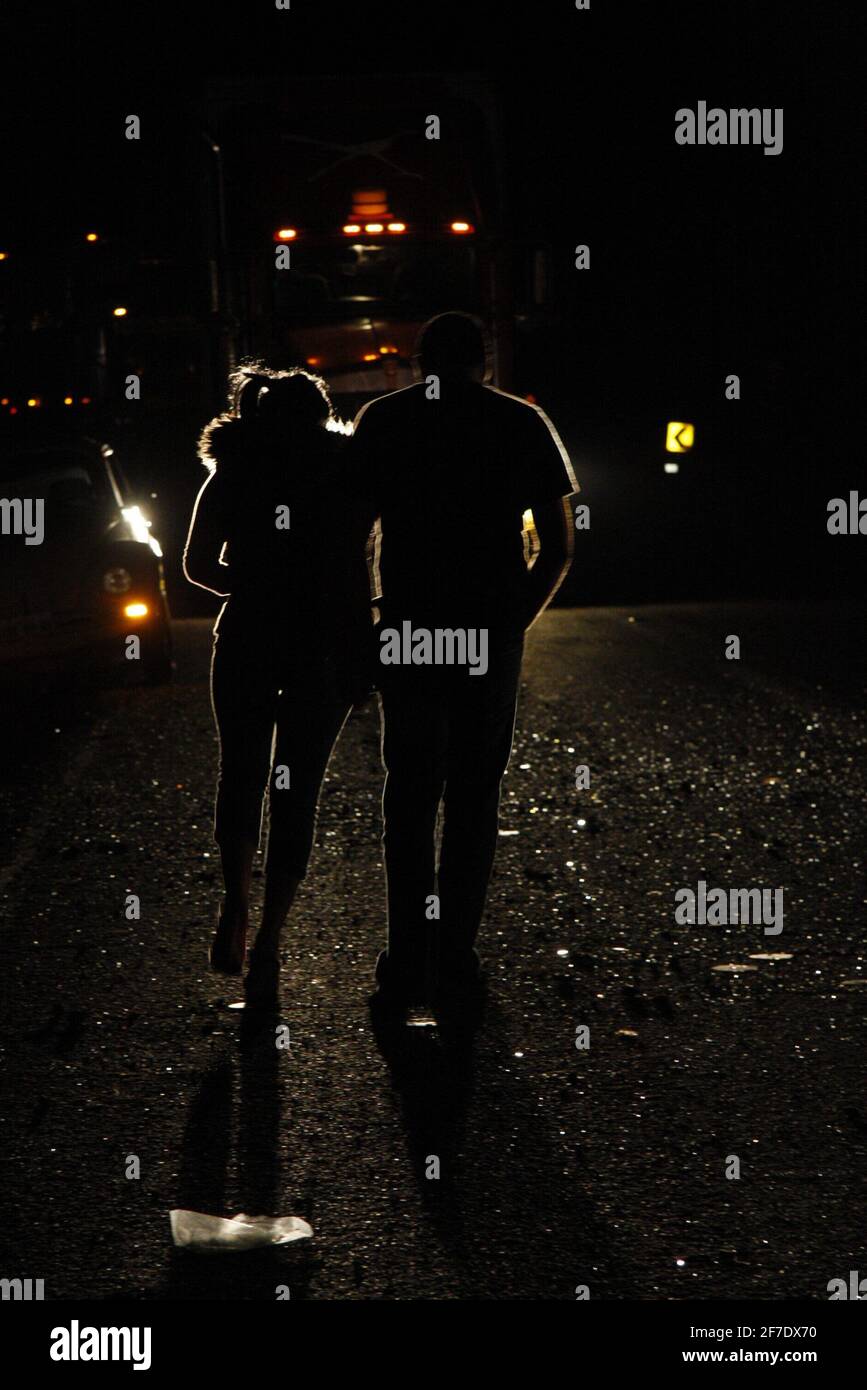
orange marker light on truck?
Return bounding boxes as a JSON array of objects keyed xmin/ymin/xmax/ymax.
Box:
[
  {"xmin": 275, "ymin": 228, "xmax": 297, "ymax": 241},
  {"xmin": 342, "ymin": 224, "xmax": 361, "ymax": 235},
  {"xmin": 124, "ymin": 602, "xmax": 149, "ymax": 619},
  {"xmin": 450, "ymin": 221, "xmax": 474, "ymax": 233},
  {"xmin": 387, "ymin": 222, "xmax": 406, "ymax": 233},
  {"xmin": 352, "ymin": 190, "xmax": 388, "ymax": 217}
]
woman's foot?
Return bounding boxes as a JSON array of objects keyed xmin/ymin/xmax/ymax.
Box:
[
  {"xmin": 209, "ymin": 905, "xmax": 248, "ymax": 974},
  {"xmin": 244, "ymin": 946, "xmax": 281, "ymax": 1008}
]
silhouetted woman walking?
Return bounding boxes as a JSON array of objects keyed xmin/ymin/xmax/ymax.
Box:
[{"xmin": 184, "ymin": 364, "xmax": 371, "ymax": 1005}]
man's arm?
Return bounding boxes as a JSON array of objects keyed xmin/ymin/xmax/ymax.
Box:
[
  {"xmin": 183, "ymin": 475, "xmax": 231, "ymax": 597},
  {"xmin": 524, "ymin": 495, "xmax": 574, "ymax": 630}
]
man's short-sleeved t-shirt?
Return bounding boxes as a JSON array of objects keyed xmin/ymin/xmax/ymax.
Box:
[{"xmin": 349, "ymin": 381, "xmax": 577, "ymax": 635}]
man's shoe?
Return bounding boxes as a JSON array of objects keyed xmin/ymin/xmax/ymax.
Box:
[
  {"xmin": 244, "ymin": 947, "xmax": 281, "ymax": 1009},
  {"xmin": 435, "ymin": 948, "xmax": 486, "ymax": 1021},
  {"xmin": 437, "ymin": 947, "xmax": 483, "ymax": 986},
  {"xmin": 372, "ymin": 949, "xmax": 427, "ymax": 1011}
]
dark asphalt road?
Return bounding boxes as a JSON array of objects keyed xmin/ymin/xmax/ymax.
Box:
[{"xmin": 1, "ymin": 601, "xmax": 866, "ymax": 1300}]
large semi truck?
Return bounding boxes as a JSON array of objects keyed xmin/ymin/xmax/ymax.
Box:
[{"xmin": 204, "ymin": 75, "xmax": 515, "ymax": 418}]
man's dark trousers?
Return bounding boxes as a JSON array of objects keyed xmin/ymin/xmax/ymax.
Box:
[{"xmin": 378, "ymin": 635, "xmax": 524, "ymax": 985}]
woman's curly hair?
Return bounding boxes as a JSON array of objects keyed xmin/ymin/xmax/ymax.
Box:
[{"xmin": 197, "ymin": 360, "xmax": 336, "ymax": 473}]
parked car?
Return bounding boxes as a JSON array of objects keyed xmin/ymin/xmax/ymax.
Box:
[{"xmin": 0, "ymin": 433, "xmax": 173, "ymax": 685}]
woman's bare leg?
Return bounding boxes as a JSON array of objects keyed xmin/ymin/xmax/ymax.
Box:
[
  {"xmin": 252, "ymin": 870, "xmax": 301, "ymax": 957},
  {"xmin": 210, "ymin": 836, "xmax": 256, "ymax": 972},
  {"xmin": 220, "ymin": 837, "xmax": 256, "ymax": 919},
  {"xmin": 244, "ymin": 690, "xmax": 349, "ymax": 999},
  {"xmin": 243, "ymin": 870, "xmax": 300, "ymax": 1005}
]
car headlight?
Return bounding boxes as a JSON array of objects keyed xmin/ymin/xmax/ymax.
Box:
[{"xmin": 103, "ymin": 566, "xmax": 133, "ymax": 594}]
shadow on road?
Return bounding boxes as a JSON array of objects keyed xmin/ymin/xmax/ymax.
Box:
[
  {"xmin": 151, "ymin": 1013, "xmax": 314, "ymax": 1300},
  {"xmin": 370, "ymin": 1000, "xmax": 617, "ymax": 1298}
]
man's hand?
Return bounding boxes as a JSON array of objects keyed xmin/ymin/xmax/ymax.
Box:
[{"xmin": 524, "ymin": 495, "xmax": 575, "ymax": 630}]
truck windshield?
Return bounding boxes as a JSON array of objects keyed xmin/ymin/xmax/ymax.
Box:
[{"xmin": 275, "ymin": 241, "xmax": 479, "ymax": 325}]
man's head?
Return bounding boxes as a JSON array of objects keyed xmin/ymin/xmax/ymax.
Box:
[{"xmin": 415, "ymin": 311, "xmax": 490, "ymax": 384}]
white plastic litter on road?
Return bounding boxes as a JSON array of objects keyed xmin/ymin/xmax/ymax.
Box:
[{"xmin": 169, "ymin": 1209, "xmax": 313, "ymax": 1251}]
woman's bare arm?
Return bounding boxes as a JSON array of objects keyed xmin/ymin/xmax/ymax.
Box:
[{"xmin": 183, "ymin": 474, "xmax": 232, "ymax": 597}]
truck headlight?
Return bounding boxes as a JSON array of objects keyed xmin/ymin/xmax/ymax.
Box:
[{"xmin": 104, "ymin": 567, "xmax": 133, "ymax": 594}]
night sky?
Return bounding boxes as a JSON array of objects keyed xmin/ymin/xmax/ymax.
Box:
[
  {"xmin": 3, "ymin": 4, "xmax": 853, "ymax": 381},
  {"xmin": 1, "ymin": 1, "xmax": 860, "ymax": 598}
]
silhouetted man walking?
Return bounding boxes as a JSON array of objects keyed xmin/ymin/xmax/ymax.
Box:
[{"xmin": 350, "ymin": 312, "xmax": 577, "ymax": 1013}]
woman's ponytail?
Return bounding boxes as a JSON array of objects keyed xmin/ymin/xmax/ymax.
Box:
[{"xmin": 235, "ymin": 371, "xmax": 269, "ymax": 423}]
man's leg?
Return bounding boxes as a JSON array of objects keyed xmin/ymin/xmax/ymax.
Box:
[
  {"xmin": 379, "ymin": 671, "xmax": 448, "ymax": 991},
  {"xmin": 437, "ymin": 641, "xmax": 524, "ymax": 969}
]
